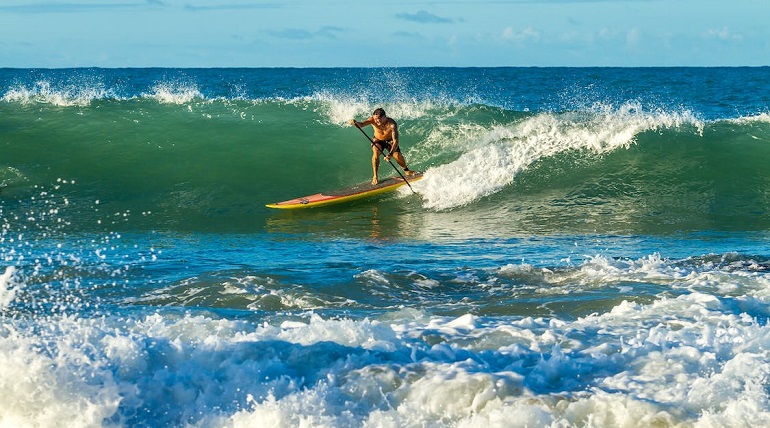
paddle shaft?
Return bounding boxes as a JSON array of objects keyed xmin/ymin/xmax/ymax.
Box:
[{"xmin": 353, "ymin": 123, "xmax": 415, "ymax": 193}]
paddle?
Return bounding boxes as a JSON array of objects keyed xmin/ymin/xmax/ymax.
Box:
[{"xmin": 353, "ymin": 123, "xmax": 415, "ymax": 193}]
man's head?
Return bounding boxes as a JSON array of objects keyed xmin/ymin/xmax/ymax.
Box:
[{"xmin": 372, "ymin": 108, "xmax": 386, "ymax": 125}]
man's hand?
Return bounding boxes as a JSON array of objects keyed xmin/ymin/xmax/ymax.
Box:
[{"xmin": 349, "ymin": 119, "xmax": 357, "ymax": 126}]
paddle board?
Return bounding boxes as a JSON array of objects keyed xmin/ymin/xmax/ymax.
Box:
[{"xmin": 266, "ymin": 173, "xmax": 422, "ymax": 209}]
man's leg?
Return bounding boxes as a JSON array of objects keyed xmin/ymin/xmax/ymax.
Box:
[
  {"xmin": 391, "ymin": 152, "xmax": 415, "ymax": 175},
  {"xmin": 371, "ymin": 146, "xmax": 381, "ymax": 185}
]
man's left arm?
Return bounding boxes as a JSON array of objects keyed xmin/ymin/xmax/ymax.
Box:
[{"xmin": 388, "ymin": 122, "xmax": 399, "ymax": 159}]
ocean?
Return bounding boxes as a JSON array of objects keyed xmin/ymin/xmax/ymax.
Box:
[{"xmin": 2, "ymin": 67, "xmax": 770, "ymax": 427}]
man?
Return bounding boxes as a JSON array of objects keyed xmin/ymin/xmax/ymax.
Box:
[{"xmin": 349, "ymin": 108, "xmax": 415, "ymax": 185}]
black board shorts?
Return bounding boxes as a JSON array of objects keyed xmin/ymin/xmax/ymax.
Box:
[{"xmin": 372, "ymin": 138, "xmax": 401, "ymax": 154}]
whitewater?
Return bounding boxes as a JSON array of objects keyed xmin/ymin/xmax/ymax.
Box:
[{"xmin": 2, "ymin": 67, "xmax": 770, "ymax": 427}]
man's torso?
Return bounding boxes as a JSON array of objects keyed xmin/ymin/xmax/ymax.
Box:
[{"xmin": 372, "ymin": 118, "xmax": 396, "ymax": 140}]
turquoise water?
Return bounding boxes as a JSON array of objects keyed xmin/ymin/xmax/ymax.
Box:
[{"xmin": 2, "ymin": 67, "xmax": 770, "ymax": 427}]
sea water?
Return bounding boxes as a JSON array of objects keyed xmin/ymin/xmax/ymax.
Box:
[{"xmin": 2, "ymin": 67, "xmax": 770, "ymax": 427}]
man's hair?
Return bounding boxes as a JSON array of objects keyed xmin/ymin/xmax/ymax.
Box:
[{"xmin": 372, "ymin": 108, "xmax": 386, "ymax": 118}]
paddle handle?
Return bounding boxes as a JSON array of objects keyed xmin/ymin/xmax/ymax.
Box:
[{"xmin": 353, "ymin": 123, "xmax": 415, "ymax": 194}]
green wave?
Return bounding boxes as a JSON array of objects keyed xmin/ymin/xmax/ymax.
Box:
[{"xmin": 2, "ymin": 99, "xmax": 769, "ymax": 235}]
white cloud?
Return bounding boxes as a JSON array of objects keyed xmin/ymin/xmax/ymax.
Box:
[
  {"xmin": 264, "ymin": 26, "xmax": 345, "ymax": 41},
  {"xmin": 501, "ymin": 26, "xmax": 540, "ymax": 42},
  {"xmin": 626, "ymin": 28, "xmax": 640, "ymax": 47},
  {"xmin": 597, "ymin": 27, "xmax": 615, "ymax": 40},
  {"xmin": 396, "ymin": 10, "xmax": 454, "ymax": 24},
  {"xmin": 705, "ymin": 27, "xmax": 743, "ymax": 41}
]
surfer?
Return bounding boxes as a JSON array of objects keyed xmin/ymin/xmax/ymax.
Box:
[{"xmin": 349, "ymin": 108, "xmax": 415, "ymax": 185}]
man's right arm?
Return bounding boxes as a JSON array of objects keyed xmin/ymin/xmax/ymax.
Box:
[{"xmin": 350, "ymin": 116, "xmax": 373, "ymax": 127}]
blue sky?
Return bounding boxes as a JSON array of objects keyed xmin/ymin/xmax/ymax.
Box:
[{"xmin": 1, "ymin": 0, "xmax": 767, "ymax": 67}]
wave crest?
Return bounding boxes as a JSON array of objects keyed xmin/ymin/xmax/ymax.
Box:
[
  {"xmin": 2, "ymin": 80, "xmax": 110, "ymax": 107},
  {"xmin": 415, "ymin": 103, "xmax": 704, "ymax": 210},
  {"xmin": 144, "ymin": 81, "xmax": 204, "ymax": 105}
]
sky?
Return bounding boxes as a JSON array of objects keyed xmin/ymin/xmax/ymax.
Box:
[{"xmin": 1, "ymin": 0, "xmax": 768, "ymax": 68}]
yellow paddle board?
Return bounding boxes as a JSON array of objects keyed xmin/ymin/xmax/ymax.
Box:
[{"xmin": 266, "ymin": 173, "xmax": 422, "ymax": 209}]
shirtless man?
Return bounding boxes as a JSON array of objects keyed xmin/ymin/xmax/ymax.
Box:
[{"xmin": 349, "ymin": 108, "xmax": 415, "ymax": 185}]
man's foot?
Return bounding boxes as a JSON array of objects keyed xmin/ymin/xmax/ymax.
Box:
[
  {"xmin": 371, "ymin": 177, "xmax": 379, "ymax": 185},
  {"xmin": 405, "ymin": 169, "xmax": 417, "ymax": 176}
]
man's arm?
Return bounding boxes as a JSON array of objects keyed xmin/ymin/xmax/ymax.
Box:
[
  {"xmin": 388, "ymin": 121, "xmax": 399, "ymax": 153},
  {"xmin": 349, "ymin": 116, "xmax": 374, "ymax": 127}
]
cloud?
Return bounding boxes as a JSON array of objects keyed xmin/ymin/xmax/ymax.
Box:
[
  {"xmin": 265, "ymin": 26, "xmax": 346, "ymax": 40},
  {"xmin": 396, "ymin": 10, "xmax": 453, "ymax": 24},
  {"xmin": 393, "ymin": 31, "xmax": 426, "ymax": 40},
  {"xmin": 704, "ymin": 27, "xmax": 743, "ymax": 42},
  {"xmin": 501, "ymin": 26, "xmax": 540, "ymax": 42},
  {"xmin": 317, "ymin": 26, "xmax": 346, "ymax": 38},
  {"xmin": 183, "ymin": 2, "xmax": 283, "ymax": 11}
]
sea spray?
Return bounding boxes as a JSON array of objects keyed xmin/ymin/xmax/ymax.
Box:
[{"xmin": 0, "ymin": 266, "xmax": 19, "ymax": 309}]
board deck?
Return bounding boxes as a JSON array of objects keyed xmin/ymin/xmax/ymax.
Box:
[{"xmin": 266, "ymin": 173, "xmax": 422, "ymax": 209}]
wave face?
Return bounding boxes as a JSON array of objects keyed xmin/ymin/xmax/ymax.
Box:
[{"xmin": 3, "ymin": 68, "xmax": 770, "ymax": 234}]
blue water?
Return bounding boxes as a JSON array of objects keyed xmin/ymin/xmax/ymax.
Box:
[{"xmin": 2, "ymin": 67, "xmax": 770, "ymax": 427}]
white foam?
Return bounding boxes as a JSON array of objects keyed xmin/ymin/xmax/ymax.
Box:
[
  {"xmin": 145, "ymin": 81, "xmax": 204, "ymax": 105},
  {"xmin": 0, "ymin": 306, "xmax": 760, "ymax": 427},
  {"xmin": 728, "ymin": 112, "xmax": 770, "ymax": 124},
  {"xmin": 415, "ymin": 103, "xmax": 703, "ymax": 210},
  {"xmin": 2, "ymin": 252, "xmax": 770, "ymax": 427},
  {"xmin": 0, "ymin": 266, "xmax": 18, "ymax": 309},
  {"xmin": 0, "ymin": 319, "xmax": 122, "ymax": 428},
  {"xmin": 1, "ymin": 80, "xmax": 109, "ymax": 107}
]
